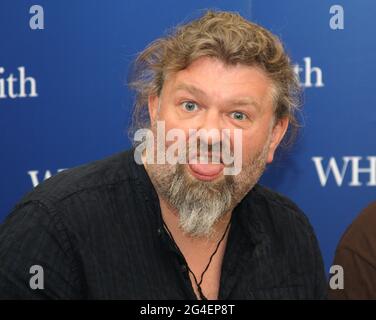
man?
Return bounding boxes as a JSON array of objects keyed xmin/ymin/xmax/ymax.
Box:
[
  {"xmin": 329, "ymin": 201, "xmax": 376, "ymax": 299},
  {"xmin": 0, "ymin": 10, "xmax": 326, "ymax": 299}
]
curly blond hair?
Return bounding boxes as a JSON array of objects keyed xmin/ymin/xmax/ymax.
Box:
[{"xmin": 128, "ymin": 10, "xmax": 301, "ymax": 146}]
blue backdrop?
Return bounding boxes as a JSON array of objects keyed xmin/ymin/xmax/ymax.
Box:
[{"xmin": 1, "ymin": 0, "xmax": 375, "ymax": 274}]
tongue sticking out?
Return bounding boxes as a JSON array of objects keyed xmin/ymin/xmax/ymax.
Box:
[{"xmin": 188, "ymin": 163, "xmax": 224, "ymax": 180}]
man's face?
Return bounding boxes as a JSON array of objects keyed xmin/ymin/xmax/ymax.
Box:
[{"xmin": 145, "ymin": 56, "xmax": 288, "ymax": 237}]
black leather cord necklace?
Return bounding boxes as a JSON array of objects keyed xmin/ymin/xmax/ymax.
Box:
[{"xmin": 162, "ymin": 218, "xmax": 232, "ymax": 300}]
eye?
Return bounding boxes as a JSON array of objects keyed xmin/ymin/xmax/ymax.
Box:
[
  {"xmin": 181, "ymin": 101, "xmax": 199, "ymax": 112},
  {"xmin": 230, "ymin": 111, "xmax": 248, "ymax": 121}
]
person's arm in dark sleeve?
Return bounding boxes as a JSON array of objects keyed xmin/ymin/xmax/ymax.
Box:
[
  {"xmin": 328, "ymin": 202, "xmax": 376, "ymax": 299},
  {"xmin": 329, "ymin": 247, "xmax": 376, "ymax": 299},
  {"xmin": 0, "ymin": 201, "xmax": 85, "ymax": 299}
]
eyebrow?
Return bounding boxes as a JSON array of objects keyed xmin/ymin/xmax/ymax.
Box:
[{"xmin": 174, "ymin": 83, "xmax": 261, "ymax": 112}]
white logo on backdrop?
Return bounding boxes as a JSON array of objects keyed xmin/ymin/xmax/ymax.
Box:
[
  {"xmin": 312, "ymin": 156, "xmax": 376, "ymax": 187},
  {"xmin": 294, "ymin": 57, "xmax": 324, "ymax": 88},
  {"xmin": 0, "ymin": 66, "xmax": 38, "ymax": 99}
]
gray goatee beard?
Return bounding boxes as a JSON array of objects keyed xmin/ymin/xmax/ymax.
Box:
[
  {"xmin": 167, "ymin": 164, "xmax": 234, "ymax": 238},
  {"xmin": 146, "ymin": 142, "xmax": 269, "ymax": 239}
]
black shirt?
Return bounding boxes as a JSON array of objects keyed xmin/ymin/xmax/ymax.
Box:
[{"xmin": 0, "ymin": 148, "xmax": 327, "ymax": 299}]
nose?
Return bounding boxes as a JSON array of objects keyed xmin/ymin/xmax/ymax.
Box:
[{"xmin": 195, "ymin": 109, "xmax": 223, "ymax": 146}]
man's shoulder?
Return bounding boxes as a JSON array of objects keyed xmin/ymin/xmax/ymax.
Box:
[
  {"xmin": 241, "ymin": 185, "xmax": 322, "ymax": 273},
  {"xmin": 249, "ymin": 184, "xmax": 313, "ymax": 233},
  {"xmin": 14, "ymin": 149, "xmax": 135, "ymax": 210}
]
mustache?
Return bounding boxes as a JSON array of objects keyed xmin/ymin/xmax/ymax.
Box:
[{"xmin": 184, "ymin": 140, "xmax": 234, "ymax": 165}]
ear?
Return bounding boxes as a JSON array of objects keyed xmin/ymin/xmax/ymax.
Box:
[
  {"xmin": 148, "ymin": 95, "xmax": 159, "ymax": 126},
  {"xmin": 266, "ymin": 117, "xmax": 289, "ymax": 164}
]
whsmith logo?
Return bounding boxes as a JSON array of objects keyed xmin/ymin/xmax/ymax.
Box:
[
  {"xmin": 312, "ymin": 156, "xmax": 376, "ymax": 187},
  {"xmin": 0, "ymin": 66, "xmax": 38, "ymax": 99},
  {"xmin": 294, "ymin": 57, "xmax": 324, "ymax": 88}
]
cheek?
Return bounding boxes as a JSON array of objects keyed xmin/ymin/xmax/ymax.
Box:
[
  {"xmin": 159, "ymin": 107, "xmax": 189, "ymax": 130},
  {"xmin": 238, "ymin": 131, "xmax": 265, "ymax": 160},
  {"xmin": 156, "ymin": 111, "xmax": 178, "ymax": 135},
  {"xmin": 161, "ymin": 118, "xmax": 198, "ymax": 144}
]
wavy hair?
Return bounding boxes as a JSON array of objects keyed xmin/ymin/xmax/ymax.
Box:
[{"xmin": 128, "ymin": 10, "xmax": 302, "ymax": 147}]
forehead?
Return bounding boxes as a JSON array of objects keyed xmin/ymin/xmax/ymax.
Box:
[{"xmin": 164, "ymin": 56, "xmax": 274, "ymax": 108}]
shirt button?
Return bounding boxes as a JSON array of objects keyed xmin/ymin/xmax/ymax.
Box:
[{"xmin": 157, "ymin": 228, "xmax": 162, "ymax": 236}]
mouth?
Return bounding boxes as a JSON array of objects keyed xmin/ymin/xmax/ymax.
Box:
[{"xmin": 187, "ymin": 162, "xmax": 224, "ymax": 181}]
